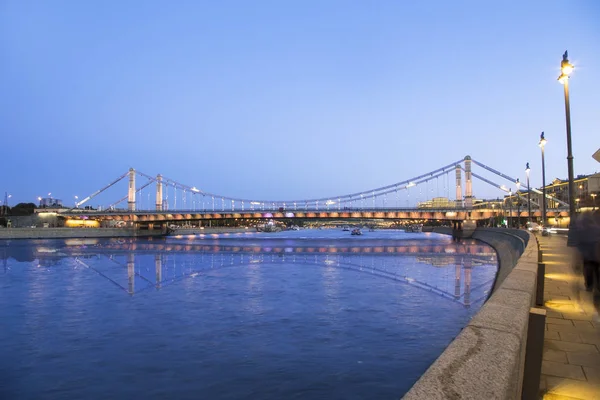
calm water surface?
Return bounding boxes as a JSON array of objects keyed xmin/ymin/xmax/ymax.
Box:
[{"xmin": 0, "ymin": 230, "xmax": 497, "ymax": 399}]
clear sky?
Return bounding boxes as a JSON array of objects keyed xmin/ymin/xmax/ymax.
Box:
[{"xmin": 1, "ymin": 0, "xmax": 599, "ymax": 208}]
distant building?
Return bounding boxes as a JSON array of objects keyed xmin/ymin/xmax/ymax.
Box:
[
  {"xmin": 39, "ymin": 198, "xmax": 63, "ymax": 208},
  {"xmin": 510, "ymin": 172, "xmax": 600, "ymax": 210},
  {"xmin": 417, "ymin": 197, "xmax": 456, "ymax": 208}
]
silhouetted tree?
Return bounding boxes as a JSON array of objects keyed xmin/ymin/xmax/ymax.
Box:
[{"xmin": 9, "ymin": 203, "xmax": 37, "ymax": 216}]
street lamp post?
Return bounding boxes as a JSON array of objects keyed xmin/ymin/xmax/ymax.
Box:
[
  {"xmin": 516, "ymin": 179, "xmax": 521, "ymax": 228},
  {"xmin": 592, "ymin": 193, "xmax": 597, "ymax": 211},
  {"xmin": 509, "ymin": 189, "xmax": 513, "ymax": 228},
  {"xmin": 539, "ymin": 132, "xmax": 547, "ymax": 226},
  {"xmin": 558, "ymin": 50, "xmax": 575, "ymax": 220},
  {"xmin": 525, "ymin": 163, "xmax": 532, "ymax": 223},
  {"xmin": 1, "ymin": 194, "xmax": 12, "ymax": 216}
]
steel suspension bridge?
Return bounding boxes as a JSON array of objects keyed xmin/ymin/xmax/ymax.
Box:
[{"xmin": 73, "ymin": 155, "xmax": 567, "ymax": 213}]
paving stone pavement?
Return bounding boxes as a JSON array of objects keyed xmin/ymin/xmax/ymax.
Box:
[{"xmin": 537, "ymin": 234, "xmax": 600, "ymax": 399}]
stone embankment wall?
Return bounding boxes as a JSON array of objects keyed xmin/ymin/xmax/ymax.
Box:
[
  {"xmin": 0, "ymin": 228, "xmax": 164, "ymax": 240},
  {"xmin": 404, "ymin": 228, "xmax": 538, "ymax": 400}
]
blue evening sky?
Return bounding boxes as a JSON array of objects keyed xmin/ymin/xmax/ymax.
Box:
[{"xmin": 1, "ymin": 1, "xmax": 599, "ymax": 208}]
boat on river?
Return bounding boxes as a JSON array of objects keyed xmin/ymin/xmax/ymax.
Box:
[
  {"xmin": 406, "ymin": 224, "xmax": 423, "ymax": 233},
  {"xmin": 351, "ymin": 228, "xmax": 362, "ymax": 236},
  {"xmin": 256, "ymin": 222, "xmax": 282, "ymax": 232}
]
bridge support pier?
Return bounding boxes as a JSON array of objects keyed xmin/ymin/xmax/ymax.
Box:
[{"xmin": 452, "ymin": 220, "xmax": 463, "ymax": 242}]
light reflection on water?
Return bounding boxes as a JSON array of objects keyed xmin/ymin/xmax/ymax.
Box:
[{"xmin": 0, "ymin": 231, "xmax": 497, "ymax": 399}]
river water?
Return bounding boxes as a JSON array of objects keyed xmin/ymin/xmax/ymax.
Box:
[{"xmin": 0, "ymin": 229, "xmax": 497, "ymax": 399}]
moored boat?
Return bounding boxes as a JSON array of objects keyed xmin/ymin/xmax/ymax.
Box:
[{"xmin": 406, "ymin": 224, "xmax": 423, "ymax": 233}]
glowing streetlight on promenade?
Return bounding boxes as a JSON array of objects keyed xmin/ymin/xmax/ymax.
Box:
[
  {"xmin": 539, "ymin": 132, "xmax": 547, "ymax": 226},
  {"xmin": 558, "ymin": 51, "xmax": 576, "ymax": 220},
  {"xmin": 592, "ymin": 193, "xmax": 597, "ymax": 211}
]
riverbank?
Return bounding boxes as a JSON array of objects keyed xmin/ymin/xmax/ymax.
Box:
[
  {"xmin": 404, "ymin": 227, "xmax": 540, "ymax": 399},
  {"xmin": 0, "ymin": 227, "xmax": 164, "ymax": 240}
]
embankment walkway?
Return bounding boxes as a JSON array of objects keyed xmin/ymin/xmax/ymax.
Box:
[{"xmin": 538, "ymin": 234, "xmax": 600, "ymax": 399}]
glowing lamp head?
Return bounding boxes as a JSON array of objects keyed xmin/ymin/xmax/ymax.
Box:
[
  {"xmin": 561, "ymin": 61, "xmax": 574, "ymax": 76},
  {"xmin": 562, "ymin": 64, "xmax": 573, "ymax": 76},
  {"xmin": 558, "ymin": 51, "xmax": 573, "ymax": 84},
  {"xmin": 538, "ymin": 132, "xmax": 547, "ymax": 148}
]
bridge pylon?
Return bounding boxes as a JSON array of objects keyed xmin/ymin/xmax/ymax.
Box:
[
  {"xmin": 128, "ymin": 168, "xmax": 136, "ymax": 211},
  {"xmin": 464, "ymin": 155, "xmax": 473, "ymax": 209},
  {"xmin": 156, "ymin": 174, "xmax": 163, "ymax": 211},
  {"xmin": 455, "ymin": 164, "xmax": 463, "ymax": 207}
]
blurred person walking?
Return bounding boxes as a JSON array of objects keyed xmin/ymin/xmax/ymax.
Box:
[{"xmin": 572, "ymin": 211, "xmax": 600, "ymax": 294}]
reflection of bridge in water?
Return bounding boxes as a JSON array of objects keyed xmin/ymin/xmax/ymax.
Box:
[{"xmin": 41, "ymin": 238, "xmax": 499, "ymax": 308}]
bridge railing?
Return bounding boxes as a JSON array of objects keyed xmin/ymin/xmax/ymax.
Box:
[{"xmin": 60, "ymin": 206, "xmax": 568, "ymax": 215}]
